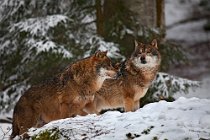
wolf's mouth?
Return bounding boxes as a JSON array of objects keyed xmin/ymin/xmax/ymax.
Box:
[
  {"xmin": 105, "ymin": 71, "xmax": 117, "ymax": 79},
  {"xmin": 98, "ymin": 68, "xmax": 117, "ymax": 79}
]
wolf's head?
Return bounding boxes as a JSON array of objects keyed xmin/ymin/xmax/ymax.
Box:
[
  {"xmin": 91, "ymin": 51, "xmax": 118, "ymax": 90},
  {"xmin": 63, "ymin": 51, "xmax": 117, "ymax": 87},
  {"xmin": 93, "ymin": 51, "xmax": 117, "ymax": 80},
  {"xmin": 130, "ymin": 39, "xmax": 161, "ymax": 69}
]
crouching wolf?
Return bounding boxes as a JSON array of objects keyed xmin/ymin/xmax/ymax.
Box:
[
  {"xmin": 84, "ymin": 39, "xmax": 161, "ymax": 114},
  {"xmin": 11, "ymin": 51, "xmax": 117, "ymax": 139}
]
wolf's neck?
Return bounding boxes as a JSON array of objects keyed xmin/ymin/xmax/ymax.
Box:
[
  {"xmin": 139, "ymin": 67, "xmax": 158, "ymax": 81},
  {"xmin": 127, "ymin": 62, "xmax": 159, "ymax": 86},
  {"xmin": 77, "ymin": 75, "xmax": 103, "ymax": 94}
]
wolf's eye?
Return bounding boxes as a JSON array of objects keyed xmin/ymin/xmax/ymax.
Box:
[
  {"xmin": 146, "ymin": 48, "xmax": 151, "ymax": 53},
  {"xmin": 139, "ymin": 48, "xmax": 143, "ymax": 53},
  {"xmin": 138, "ymin": 49, "xmax": 143, "ymax": 54},
  {"xmin": 152, "ymin": 51, "xmax": 158, "ymax": 56}
]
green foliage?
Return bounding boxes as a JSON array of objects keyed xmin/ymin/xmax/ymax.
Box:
[
  {"xmin": 31, "ymin": 128, "xmax": 61, "ymax": 140},
  {"xmin": 26, "ymin": 52, "xmax": 70, "ymax": 85},
  {"xmin": 158, "ymin": 41, "xmax": 187, "ymax": 71},
  {"xmin": 141, "ymin": 126, "xmax": 154, "ymax": 135},
  {"xmin": 126, "ymin": 132, "xmax": 140, "ymax": 139},
  {"xmin": 152, "ymin": 136, "xmax": 159, "ymax": 140},
  {"xmin": 125, "ymin": 126, "xmax": 154, "ymax": 139},
  {"xmin": 102, "ymin": 0, "xmax": 136, "ymax": 57}
]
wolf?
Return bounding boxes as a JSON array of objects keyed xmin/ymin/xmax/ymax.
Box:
[
  {"xmin": 84, "ymin": 39, "xmax": 161, "ymax": 114},
  {"xmin": 10, "ymin": 51, "xmax": 117, "ymax": 139}
]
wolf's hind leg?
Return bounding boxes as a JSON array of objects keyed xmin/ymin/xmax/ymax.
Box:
[{"xmin": 18, "ymin": 113, "xmax": 38, "ymax": 139}]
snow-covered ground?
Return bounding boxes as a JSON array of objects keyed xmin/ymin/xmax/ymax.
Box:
[
  {"xmin": 1, "ymin": 97, "xmax": 209, "ymax": 140},
  {"xmin": 0, "ymin": 76, "xmax": 207, "ymax": 140}
]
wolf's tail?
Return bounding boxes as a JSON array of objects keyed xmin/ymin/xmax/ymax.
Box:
[{"xmin": 10, "ymin": 116, "xmax": 19, "ymax": 140}]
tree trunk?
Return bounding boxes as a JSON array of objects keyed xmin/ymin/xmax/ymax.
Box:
[
  {"xmin": 123, "ymin": 0, "xmax": 166, "ymax": 38},
  {"xmin": 123, "ymin": 0, "xmax": 157, "ymax": 28},
  {"xmin": 96, "ymin": 0, "xmax": 104, "ymax": 37},
  {"xmin": 103, "ymin": 0, "xmax": 120, "ymax": 39},
  {"xmin": 156, "ymin": 0, "xmax": 166, "ymax": 38}
]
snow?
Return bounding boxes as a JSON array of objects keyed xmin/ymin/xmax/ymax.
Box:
[
  {"xmin": 27, "ymin": 39, "xmax": 72, "ymax": 58},
  {"xmin": 0, "ymin": 0, "xmax": 25, "ymax": 21},
  {"xmin": 8, "ymin": 15, "xmax": 73, "ymax": 58},
  {"xmin": 165, "ymin": 0, "xmax": 200, "ymax": 26},
  {"xmin": 83, "ymin": 36, "xmax": 124, "ymax": 59},
  {"xmin": 0, "ymin": 123, "xmax": 11, "ymax": 140},
  {"xmin": 81, "ymin": 14, "xmax": 95, "ymax": 25},
  {"xmin": 0, "ymin": 80, "xmax": 30, "ymax": 114},
  {"xmin": 167, "ymin": 19, "xmax": 210, "ymax": 45},
  {"xmin": 165, "ymin": 0, "xmax": 210, "ymax": 44},
  {"xmin": 10, "ymin": 15, "xmax": 69, "ymax": 37},
  {"xmin": 1, "ymin": 97, "xmax": 210, "ymax": 140}
]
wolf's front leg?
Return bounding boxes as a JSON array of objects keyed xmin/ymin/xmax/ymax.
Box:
[
  {"xmin": 60, "ymin": 103, "xmax": 71, "ymax": 118},
  {"xmin": 134, "ymin": 100, "xmax": 140, "ymax": 111},
  {"xmin": 77, "ymin": 109, "xmax": 89, "ymax": 116},
  {"xmin": 83, "ymin": 102, "xmax": 99, "ymax": 115},
  {"xmin": 124, "ymin": 97, "xmax": 135, "ymax": 112}
]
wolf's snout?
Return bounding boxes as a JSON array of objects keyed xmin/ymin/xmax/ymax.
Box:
[
  {"xmin": 140, "ymin": 57, "xmax": 146, "ymax": 64},
  {"xmin": 106, "ymin": 70, "xmax": 117, "ymax": 79}
]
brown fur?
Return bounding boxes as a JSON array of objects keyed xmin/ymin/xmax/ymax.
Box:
[
  {"xmin": 84, "ymin": 39, "xmax": 161, "ymax": 114},
  {"xmin": 10, "ymin": 51, "xmax": 117, "ymax": 139}
]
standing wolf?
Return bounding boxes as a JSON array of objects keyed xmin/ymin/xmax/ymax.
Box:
[
  {"xmin": 11, "ymin": 51, "xmax": 117, "ymax": 139},
  {"xmin": 84, "ymin": 39, "xmax": 161, "ymax": 114}
]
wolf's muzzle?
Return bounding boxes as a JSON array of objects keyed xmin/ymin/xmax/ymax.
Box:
[{"xmin": 140, "ymin": 57, "xmax": 147, "ymax": 64}]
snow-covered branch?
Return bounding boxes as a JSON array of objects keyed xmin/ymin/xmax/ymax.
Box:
[{"xmin": 151, "ymin": 72, "xmax": 200, "ymax": 99}]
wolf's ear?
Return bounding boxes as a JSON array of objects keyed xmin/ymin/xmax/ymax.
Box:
[
  {"xmin": 151, "ymin": 39, "xmax": 158, "ymax": 49},
  {"xmin": 134, "ymin": 40, "xmax": 143, "ymax": 51},
  {"xmin": 134, "ymin": 40, "xmax": 138, "ymax": 48},
  {"xmin": 114, "ymin": 62, "xmax": 121, "ymax": 70},
  {"xmin": 94, "ymin": 50, "xmax": 107, "ymax": 59}
]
